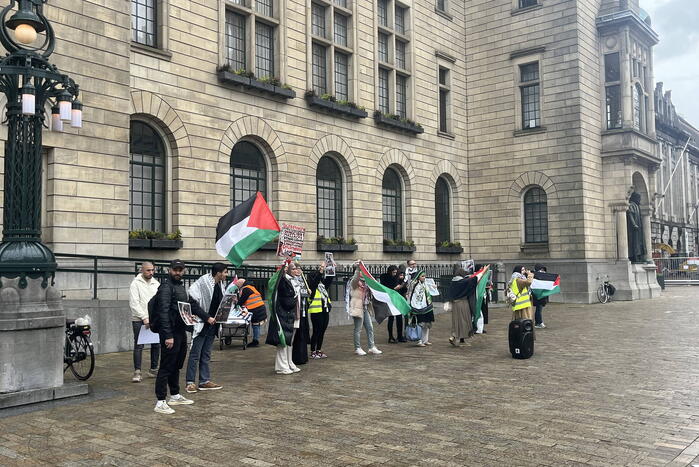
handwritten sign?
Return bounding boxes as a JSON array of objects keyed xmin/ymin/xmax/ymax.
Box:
[{"xmin": 277, "ymin": 223, "xmax": 305, "ymax": 257}]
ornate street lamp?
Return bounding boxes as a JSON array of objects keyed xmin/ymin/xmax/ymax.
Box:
[{"xmin": 0, "ymin": 0, "xmax": 81, "ymax": 288}]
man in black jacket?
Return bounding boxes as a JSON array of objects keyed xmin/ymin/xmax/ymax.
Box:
[{"xmin": 154, "ymin": 259, "xmax": 214, "ymax": 414}]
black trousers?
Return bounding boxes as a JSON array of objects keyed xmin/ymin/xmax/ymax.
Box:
[
  {"xmin": 388, "ymin": 315, "xmax": 404, "ymax": 340},
  {"xmin": 310, "ymin": 312, "xmax": 330, "ymax": 352},
  {"xmin": 132, "ymin": 321, "xmax": 160, "ymax": 371},
  {"xmin": 155, "ymin": 329, "xmax": 187, "ymax": 401}
]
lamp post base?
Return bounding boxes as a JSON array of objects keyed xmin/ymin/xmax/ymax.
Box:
[{"xmin": 0, "ymin": 276, "xmax": 88, "ymax": 408}]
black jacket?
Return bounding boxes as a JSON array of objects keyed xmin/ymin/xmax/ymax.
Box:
[
  {"xmin": 266, "ymin": 275, "xmax": 297, "ymax": 346},
  {"xmin": 156, "ymin": 277, "xmax": 208, "ymax": 340}
]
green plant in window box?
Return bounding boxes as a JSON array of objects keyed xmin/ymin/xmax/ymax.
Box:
[{"xmin": 437, "ymin": 241, "xmax": 461, "ymax": 248}]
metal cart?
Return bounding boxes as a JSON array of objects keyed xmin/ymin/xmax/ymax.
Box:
[{"xmin": 219, "ymin": 318, "xmax": 250, "ymax": 350}]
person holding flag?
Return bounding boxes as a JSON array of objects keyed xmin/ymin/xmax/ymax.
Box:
[
  {"xmin": 265, "ymin": 261, "xmax": 301, "ymax": 375},
  {"xmin": 530, "ymin": 264, "xmax": 561, "ymax": 328},
  {"xmin": 348, "ymin": 262, "xmax": 383, "ymax": 356},
  {"xmin": 408, "ymin": 271, "xmax": 434, "ymax": 347},
  {"xmin": 445, "ymin": 266, "xmax": 474, "ymax": 347}
]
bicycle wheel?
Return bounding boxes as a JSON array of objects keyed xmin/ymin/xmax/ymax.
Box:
[
  {"xmin": 69, "ymin": 335, "xmax": 95, "ymax": 381},
  {"xmin": 597, "ymin": 284, "xmax": 608, "ymax": 304}
]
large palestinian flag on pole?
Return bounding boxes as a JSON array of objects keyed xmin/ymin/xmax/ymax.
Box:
[
  {"xmin": 472, "ymin": 266, "xmax": 491, "ymax": 333},
  {"xmin": 358, "ymin": 262, "xmax": 410, "ymax": 324},
  {"xmin": 216, "ymin": 192, "xmax": 280, "ymax": 266},
  {"xmin": 531, "ymin": 271, "xmax": 561, "ymax": 299}
]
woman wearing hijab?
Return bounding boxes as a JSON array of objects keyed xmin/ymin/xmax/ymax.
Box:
[
  {"xmin": 307, "ymin": 261, "xmax": 334, "ymax": 359},
  {"xmin": 445, "ymin": 265, "xmax": 475, "ymax": 346},
  {"xmin": 510, "ymin": 265, "xmax": 535, "ymax": 321},
  {"xmin": 380, "ymin": 265, "xmax": 405, "ymax": 343},
  {"xmin": 265, "ymin": 262, "xmax": 301, "ymax": 375},
  {"xmin": 408, "ymin": 271, "xmax": 434, "ymax": 347},
  {"xmin": 289, "ymin": 261, "xmax": 314, "ymax": 366}
]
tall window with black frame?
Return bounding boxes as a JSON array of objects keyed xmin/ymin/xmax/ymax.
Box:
[
  {"xmin": 520, "ymin": 62, "xmax": 541, "ymax": 129},
  {"xmin": 604, "ymin": 52, "xmax": 622, "ymax": 129},
  {"xmin": 230, "ymin": 141, "xmax": 267, "ymax": 208},
  {"xmin": 382, "ymin": 168, "xmax": 403, "ymax": 241},
  {"xmin": 130, "ymin": 121, "xmax": 166, "ymax": 232},
  {"xmin": 435, "ymin": 177, "xmax": 451, "ymax": 244},
  {"xmin": 438, "ymin": 67, "xmax": 450, "ymax": 133},
  {"xmin": 132, "ymin": 0, "xmax": 157, "ymax": 47},
  {"xmin": 316, "ymin": 156, "xmax": 344, "ymax": 239},
  {"xmin": 224, "ymin": 1, "xmax": 277, "ymax": 79},
  {"xmin": 523, "ymin": 187, "xmax": 548, "ymax": 243}
]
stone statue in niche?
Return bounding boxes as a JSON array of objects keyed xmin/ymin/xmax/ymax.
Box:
[{"xmin": 627, "ymin": 192, "xmax": 646, "ymax": 263}]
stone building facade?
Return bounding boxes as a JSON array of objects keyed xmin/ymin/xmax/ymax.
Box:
[
  {"xmin": 652, "ymin": 83, "xmax": 699, "ymax": 256},
  {"xmin": 0, "ymin": 0, "xmax": 687, "ymax": 302}
]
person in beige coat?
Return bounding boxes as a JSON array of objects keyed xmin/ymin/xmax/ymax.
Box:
[
  {"xmin": 348, "ymin": 264, "xmax": 382, "ymax": 356},
  {"xmin": 129, "ymin": 262, "xmax": 160, "ymax": 382}
]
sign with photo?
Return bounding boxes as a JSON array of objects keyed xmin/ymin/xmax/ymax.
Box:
[
  {"xmin": 425, "ymin": 278, "xmax": 440, "ymax": 296},
  {"xmin": 177, "ymin": 301, "xmax": 199, "ymax": 326},
  {"xmin": 277, "ymin": 223, "xmax": 306, "ymax": 258},
  {"xmin": 324, "ymin": 252, "xmax": 336, "ymax": 276}
]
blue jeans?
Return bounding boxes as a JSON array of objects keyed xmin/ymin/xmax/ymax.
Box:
[
  {"xmin": 353, "ymin": 309, "xmax": 375, "ymax": 350},
  {"xmin": 535, "ymin": 304, "xmax": 544, "ymax": 325},
  {"xmin": 252, "ymin": 324, "xmax": 261, "ymax": 341},
  {"xmin": 185, "ymin": 328, "xmax": 215, "ymax": 384}
]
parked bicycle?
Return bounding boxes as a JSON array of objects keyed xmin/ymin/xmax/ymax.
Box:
[
  {"xmin": 596, "ymin": 275, "xmax": 616, "ymax": 304},
  {"xmin": 64, "ymin": 320, "xmax": 95, "ymax": 381}
]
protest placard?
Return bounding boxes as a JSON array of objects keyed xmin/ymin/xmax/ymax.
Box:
[
  {"xmin": 137, "ymin": 325, "xmax": 160, "ymax": 345},
  {"xmin": 425, "ymin": 278, "xmax": 440, "ymax": 296},
  {"xmin": 177, "ymin": 301, "xmax": 198, "ymax": 326},
  {"xmin": 277, "ymin": 223, "xmax": 305, "ymax": 257},
  {"xmin": 324, "ymin": 252, "xmax": 336, "ymax": 276}
]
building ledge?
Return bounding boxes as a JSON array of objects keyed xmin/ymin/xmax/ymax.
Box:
[
  {"xmin": 514, "ymin": 126, "xmax": 547, "ymax": 137},
  {"xmin": 601, "ymin": 128, "xmax": 660, "ymax": 165},
  {"xmin": 130, "ymin": 42, "xmax": 173, "ymax": 61}
]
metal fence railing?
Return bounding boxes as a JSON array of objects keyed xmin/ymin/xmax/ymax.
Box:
[
  {"xmin": 653, "ymin": 256, "xmax": 699, "ymax": 285},
  {"xmin": 55, "ymin": 254, "xmax": 503, "ymax": 302}
]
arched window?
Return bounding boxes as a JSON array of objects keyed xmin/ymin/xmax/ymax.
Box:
[
  {"xmin": 435, "ymin": 177, "xmax": 451, "ymax": 243},
  {"xmin": 130, "ymin": 121, "xmax": 166, "ymax": 232},
  {"xmin": 633, "ymin": 84, "xmax": 644, "ymax": 132},
  {"xmin": 316, "ymin": 155, "xmax": 343, "ymax": 239},
  {"xmin": 524, "ymin": 187, "xmax": 548, "ymax": 243},
  {"xmin": 230, "ymin": 141, "xmax": 267, "ymax": 207},
  {"xmin": 382, "ymin": 168, "xmax": 403, "ymax": 241}
]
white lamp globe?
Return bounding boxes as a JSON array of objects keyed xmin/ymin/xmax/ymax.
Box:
[{"xmin": 14, "ymin": 23, "xmax": 37, "ymax": 45}]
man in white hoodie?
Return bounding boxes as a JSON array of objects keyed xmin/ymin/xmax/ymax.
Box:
[{"xmin": 129, "ymin": 261, "xmax": 160, "ymax": 382}]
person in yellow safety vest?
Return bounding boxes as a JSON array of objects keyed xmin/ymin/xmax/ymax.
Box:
[
  {"xmin": 510, "ymin": 265, "xmax": 535, "ymax": 321},
  {"xmin": 238, "ymin": 281, "xmax": 267, "ymax": 347},
  {"xmin": 308, "ymin": 262, "xmax": 335, "ymax": 359}
]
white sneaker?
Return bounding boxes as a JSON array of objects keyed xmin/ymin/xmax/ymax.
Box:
[
  {"xmin": 535, "ymin": 324, "xmax": 545, "ymax": 329},
  {"xmin": 354, "ymin": 348, "xmax": 367, "ymax": 356},
  {"xmin": 154, "ymin": 400, "xmax": 175, "ymax": 414},
  {"xmin": 132, "ymin": 370, "xmax": 142, "ymax": 383},
  {"xmin": 367, "ymin": 347, "xmax": 383, "ymax": 355},
  {"xmin": 276, "ymin": 369, "xmax": 293, "ymax": 375},
  {"xmin": 416, "ymin": 341, "xmax": 426, "ymax": 347},
  {"xmin": 168, "ymin": 394, "xmax": 194, "ymax": 405}
]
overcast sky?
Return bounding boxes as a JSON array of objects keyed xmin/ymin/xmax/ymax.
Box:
[{"xmin": 640, "ymin": 0, "xmax": 699, "ymax": 126}]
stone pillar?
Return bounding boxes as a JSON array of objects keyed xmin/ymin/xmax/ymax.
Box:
[
  {"xmin": 612, "ymin": 203, "xmax": 629, "ymax": 260},
  {"xmin": 641, "ymin": 207, "xmax": 652, "ymax": 262}
]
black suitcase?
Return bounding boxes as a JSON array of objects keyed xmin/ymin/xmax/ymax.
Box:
[{"xmin": 509, "ymin": 319, "xmax": 534, "ymax": 359}]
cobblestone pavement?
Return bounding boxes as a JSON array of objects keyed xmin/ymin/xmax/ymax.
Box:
[{"xmin": 3, "ymin": 287, "xmax": 699, "ymax": 466}]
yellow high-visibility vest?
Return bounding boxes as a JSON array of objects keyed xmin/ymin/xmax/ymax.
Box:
[
  {"xmin": 308, "ymin": 288, "xmax": 330, "ymax": 314},
  {"xmin": 511, "ymin": 279, "xmax": 532, "ymax": 311}
]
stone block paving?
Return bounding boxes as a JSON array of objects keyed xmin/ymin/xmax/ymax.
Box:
[{"xmin": 3, "ymin": 288, "xmax": 699, "ymax": 466}]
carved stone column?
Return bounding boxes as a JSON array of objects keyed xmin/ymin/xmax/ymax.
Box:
[
  {"xmin": 641, "ymin": 207, "xmax": 653, "ymax": 262},
  {"xmin": 611, "ymin": 202, "xmax": 629, "ymax": 261}
]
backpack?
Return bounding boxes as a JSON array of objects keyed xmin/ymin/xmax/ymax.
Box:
[{"xmin": 147, "ymin": 294, "xmax": 160, "ymax": 333}]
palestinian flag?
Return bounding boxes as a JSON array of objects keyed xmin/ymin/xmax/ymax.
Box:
[
  {"xmin": 358, "ymin": 262, "xmax": 410, "ymax": 324},
  {"xmin": 472, "ymin": 267, "xmax": 491, "ymax": 333},
  {"xmin": 265, "ymin": 266, "xmax": 287, "ymax": 347},
  {"xmin": 216, "ymin": 192, "xmax": 280, "ymax": 266},
  {"xmin": 531, "ymin": 272, "xmax": 561, "ymax": 299}
]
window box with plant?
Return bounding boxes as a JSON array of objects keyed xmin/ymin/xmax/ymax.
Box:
[
  {"xmin": 436, "ymin": 241, "xmax": 463, "ymax": 254},
  {"xmin": 316, "ymin": 236, "xmax": 358, "ymax": 252},
  {"xmin": 383, "ymin": 239, "xmax": 416, "ymax": 253},
  {"xmin": 217, "ymin": 66, "xmax": 296, "ymax": 99},
  {"xmin": 374, "ymin": 111, "xmax": 424, "ymax": 135},
  {"xmin": 305, "ymin": 90, "xmax": 368, "ymax": 119},
  {"xmin": 129, "ymin": 229, "xmax": 183, "ymax": 250}
]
